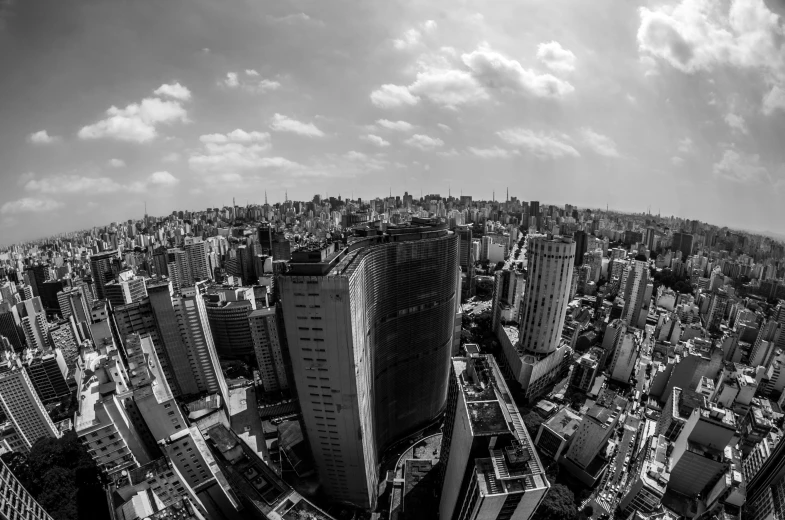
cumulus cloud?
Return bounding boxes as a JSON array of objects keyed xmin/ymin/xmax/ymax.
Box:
[
  {"xmin": 461, "ymin": 43, "xmax": 575, "ymax": 97},
  {"xmin": 148, "ymin": 171, "xmax": 179, "ymax": 186},
  {"xmin": 497, "ymin": 128, "xmax": 579, "ymax": 159},
  {"xmin": 437, "ymin": 123, "xmax": 452, "ymax": 133},
  {"xmin": 360, "ymin": 134, "xmax": 390, "ymax": 147},
  {"xmin": 78, "ymin": 90, "xmax": 189, "ymax": 143},
  {"xmin": 468, "ymin": 146, "xmax": 517, "ymax": 158},
  {"xmin": 409, "ymin": 68, "xmax": 488, "ymax": 108},
  {"xmin": 713, "ymin": 149, "xmax": 771, "ymax": 183},
  {"xmin": 108, "ymin": 158, "xmax": 126, "ymax": 168},
  {"xmin": 763, "ymin": 85, "xmax": 785, "ymax": 115},
  {"xmin": 725, "ymin": 113, "xmax": 749, "ymax": 134},
  {"xmin": 153, "ymin": 82, "xmax": 191, "ymax": 101},
  {"xmin": 162, "ymin": 152, "xmax": 181, "ymax": 163},
  {"xmin": 536, "ymin": 41, "xmax": 577, "ymax": 73},
  {"xmin": 0, "ymin": 198, "xmax": 63, "ymax": 215},
  {"xmin": 22, "ymin": 171, "xmax": 179, "ymax": 195},
  {"xmin": 637, "ymin": 0, "xmax": 785, "ymax": 110},
  {"xmin": 27, "ymin": 130, "xmax": 59, "ymax": 144},
  {"xmin": 222, "ymin": 71, "xmax": 281, "ymax": 93},
  {"xmin": 677, "ymin": 137, "xmax": 694, "ymax": 154},
  {"xmin": 404, "ymin": 134, "xmax": 444, "ymax": 151},
  {"xmin": 392, "ymin": 20, "xmax": 438, "ymax": 50},
  {"xmin": 370, "ymin": 84, "xmax": 420, "ymax": 108},
  {"xmin": 671, "ymin": 156, "xmax": 685, "ymax": 166},
  {"xmin": 377, "ymin": 119, "xmax": 413, "ymax": 131},
  {"xmin": 580, "ymin": 128, "xmax": 620, "ymax": 157},
  {"xmin": 269, "ymin": 114, "xmax": 324, "ymax": 137},
  {"xmin": 189, "ymin": 129, "xmax": 298, "ymax": 173}
]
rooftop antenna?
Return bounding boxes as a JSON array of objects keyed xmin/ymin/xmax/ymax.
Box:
[
  {"xmin": 506, "ymin": 187, "xmax": 509, "ymax": 202},
  {"xmin": 265, "ymin": 191, "xmax": 268, "ymax": 205}
]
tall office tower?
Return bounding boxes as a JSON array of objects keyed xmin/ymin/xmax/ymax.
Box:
[
  {"xmin": 672, "ymin": 231, "xmax": 694, "ymax": 261},
  {"xmin": 74, "ymin": 339, "xmax": 155, "ymax": 478},
  {"xmin": 279, "ymin": 219, "xmax": 458, "ymax": 508},
  {"xmin": 204, "ymin": 287, "xmax": 256, "ymax": 361},
  {"xmin": 529, "ymin": 201, "xmax": 540, "ymax": 228},
  {"xmin": 271, "ymin": 232, "xmax": 292, "ymax": 261},
  {"xmin": 173, "ymin": 282, "xmax": 228, "ymax": 402},
  {"xmin": 573, "ymin": 230, "xmax": 587, "ymax": 267},
  {"xmin": 706, "ymin": 289, "xmax": 730, "ymax": 333},
  {"xmin": 0, "ymin": 457, "xmax": 55, "ymax": 520},
  {"xmin": 37, "ymin": 279, "xmax": 67, "ymax": 315},
  {"xmin": 0, "ymin": 357, "xmax": 60, "ymax": 451},
  {"xmin": 438, "ymin": 353, "xmax": 549, "ymax": 520},
  {"xmin": 167, "ymin": 248, "xmax": 191, "ymax": 292},
  {"xmin": 236, "ymin": 245, "xmax": 257, "ymax": 285},
  {"xmin": 257, "ymin": 224, "xmax": 273, "ymax": 254},
  {"xmin": 57, "ymin": 285, "xmax": 91, "ymax": 323},
  {"xmin": 583, "ymin": 249, "xmax": 603, "ymax": 284},
  {"xmin": 456, "ymin": 225, "xmax": 474, "ymax": 268},
  {"xmin": 609, "ymin": 327, "xmax": 639, "ymax": 383},
  {"xmin": 104, "ymin": 270, "xmax": 147, "ymax": 308},
  {"xmin": 184, "ymin": 236, "xmax": 212, "ymax": 283},
  {"xmin": 518, "ymin": 236, "xmax": 575, "ymax": 354},
  {"xmin": 750, "ymin": 319, "xmax": 780, "ymax": 368},
  {"xmin": 147, "ymin": 281, "xmax": 201, "ymax": 396},
  {"xmin": 24, "ymin": 263, "xmax": 51, "ymax": 299},
  {"xmin": 491, "ymin": 265, "xmax": 525, "ymax": 333},
  {"xmin": 746, "ymin": 432, "xmax": 785, "ymax": 520},
  {"xmin": 90, "ymin": 249, "xmax": 121, "ymax": 300},
  {"xmin": 0, "ymin": 301, "xmax": 24, "ymax": 351},
  {"xmin": 620, "ymin": 259, "xmax": 651, "ymax": 328},
  {"xmin": 152, "ymin": 248, "xmax": 169, "ymax": 278},
  {"xmin": 23, "ymin": 349, "xmax": 69, "ymax": 403},
  {"xmin": 16, "ymin": 298, "xmax": 48, "ymax": 351},
  {"xmin": 249, "ymin": 306, "xmax": 289, "ymax": 393}
]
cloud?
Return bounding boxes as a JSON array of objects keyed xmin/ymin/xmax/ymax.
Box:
[
  {"xmin": 78, "ymin": 91, "xmax": 189, "ymax": 143},
  {"xmin": 108, "ymin": 158, "xmax": 126, "ymax": 168},
  {"xmin": 461, "ymin": 43, "xmax": 574, "ymax": 97},
  {"xmin": 370, "ymin": 84, "xmax": 420, "ymax": 108},
  {"xmin": 468, "ymin": 146, "xmax": 517, "ymax": 158},
  {"xmin": 497, "ymin": 128, "xmax": 580, "ymax": 159},
  {"xmin": 408, "ymin": 68, "xmax": 488, "ymax": 108},
  {"xmin": 269, "ymin": 114, "xmax": 324, "ymax": 137},
  {"xmin": 580, "ymin": 128, "xmax": 620, "ymax": 157},
  {"xmin": 27, "ymin": 130, "xmax": 59, "ymax": 144},
  {"xmin": 393, "ymin": 28, "xmax": 421, "ymax": 50},
  {"xmin": 404, "ymin": 134, "xmax": 444, "ymax": 151},
  {"xmin": 377, "ymin": 119, "xmax": 413, "ymax": 131},
  {"xmin": 671, "ymin": 156, "xmax": 685, "ymax": 166},
  {"xmin": 360, "ymin": 134, "xmax": 390, "ymax": 147},
  {"xmin": 153, "ymin": 82, "xmax": 191, "ymax": 101},
  {"xmin": 713, "ymin": 149, "xmax": 771, "ymax": 183},
  {"xmin": 763, "ymin": 85, "xmax": 785, "ymax": 115},
  {"xmin": 148, "ymin": 171, "xmax": 179, "ymax": 186},
  {"xmin": 437, "ymin": 123, "xmax": 452, "ymax": 133},
  {"xmin": 0, "ymin": 198, "xmax": 63, "ymax": 215},
  {"xmin": 162, "ymin": 152, "xmax": 180, "ymax": 163},
  {"xmin": 25, "ymin": 175, "xmax": 124, "ymax": 194},
  {"xmin": 724, "ymin": 113, "xmax": 748, "ymax": 134},
  {"xmin": 189, "ymin": 129, "xmax": 298, "ymax": 173},
  {"xmin": 265, "ymin": 12, "xmax": 324, "ymax": 26},
  {"xmin": 637, "ymin": 0, "xmax": 785, "ymax": 109},
  {"xmin": 222, "ymin": 71, "xmax": 281, "ymax": 93},
  {"xmin": 536, "ymin": 41, "xmax": 577, "ymax": 73},
  {"xmin": 677, "ymin": 137, "xmax": 693, "ymax": 153}
]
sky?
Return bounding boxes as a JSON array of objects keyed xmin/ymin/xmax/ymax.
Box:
[{"xmin": 0, "ymin": 0, "xmax": 784, "ymax": 245}]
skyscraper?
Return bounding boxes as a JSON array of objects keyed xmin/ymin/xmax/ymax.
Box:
[
  {"xmin": 518, "ymin": 236, "xmax": 575, "ymax": 354},
  {"xmin": 0, "ymin": 357, "xmax": 61, "ymax": 451},
  {"xmin": 249, "ymin": 306, "xmax": 289, "ymax": 393},
  {"xmin": 89, "ymin": 249, "xmax": 121, "ymax": 301},
  {"xmin": 167, "ymin": 238, "xmax": 212, "ymax": 292},
  {"xmin": 0, "ymin": 457, "xmax": 54, "ymax": 520},
  {"xmin": 573, "ymin": 230, "xmax": 588, "ymax": 267},
  {"xmin": 438, "ymin": 353, "xmax": 549, "ymax": 520},
  {"xmin": 279, "ymin": 219, "xmax": 458, "ymax": 508},
  {"xmin": 620, "ymin": 259, "xmax": 651, "ymax": 328},
  {"xmin": 0, "ymin": 301, "xmax": 24, "ymax": 351},
  {"xmin": 204, "ymin": 286, "xmax": 256, "ymax": 361}
]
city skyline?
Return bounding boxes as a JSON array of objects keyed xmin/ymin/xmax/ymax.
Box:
[{"xmin": 2, "ymin": 0, "xmax": 785, "ymax": 245}]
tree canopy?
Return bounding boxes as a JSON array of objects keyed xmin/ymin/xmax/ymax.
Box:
[
  {"xmin": 533, "ymin": 483, "xmax": 578, "ymax": 520},
  {"xmin": 522, "ymin": 411, "xmax": 545, "ymax": 438},
  {"xmin": 2, "ymin": 431, "xmax": 109, "ymax": 520}
]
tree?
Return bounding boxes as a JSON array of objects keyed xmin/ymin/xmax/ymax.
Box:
[
  {"xmin": 533, "ymin": 484, "xmax": 578, "ymax": 520},
  {"xmin": 582, "ymin": 505, "xmax": 595, "ymax": 518},
  {"xmin": 522, "ymin": 411, "xmax": 544, "ymax": 438}
]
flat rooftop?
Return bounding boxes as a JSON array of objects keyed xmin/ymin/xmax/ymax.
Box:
[{"xmin": 543, "ymin": 407, "xmax": 582, "ymax": 438}]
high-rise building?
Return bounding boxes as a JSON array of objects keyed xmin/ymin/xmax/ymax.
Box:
[
  {"xmin": 438, "ymin": 353, "xmax": 549, "ymax": 520},
  {"xmin": 16, "ymin": 298, "xmax": 48, "ymax": 351},
  {"xmin": 173, "ymin": 282, "xmax": 228, "ymax": 402},
  {"xmin": 167, "ymin": 238, "xmax": 212, "ymax": 292},
  {"xmin": 89, "ymin": 249, "xmax": 121, "ymax": 300},
  {"xmin": 0, "ymin": 301, "xmax": 24, "ymax": 351},
  {"xmin": 204, "ymin": 287, "xmax": 256, "ymax": 361},
  {"xmin": 672, "ymin": 231, "xmax": 694, "ymax": 262},
  {"xmin": 0, "ymin": 357, "xmax": 61, "ymax": 451},
  {"xmin": 620, "ymin": 259, "xmax": 651, "ymax": 328},
  {"xmin": 573, "ymin": 230, "xmax": 588, "ymax": 267},
  {"xmin": 249, "ymin": 306, "xmax": 289, "ymax": 393},
  {"xmin": 491, "ymin": 265, "xmax": 525, "ymax": 333},
  {"xmin": 706, "ymin": 289, "xmax": 730, "ymax": 333},
  {"xmin": 57, "ymin": 285, "xmax": 91, "ymax": 323},
  {"xmin": 104, "ymin": 270, "xmax": 147, "ymax": 309},
  {"xmin": 279, "ymin": 219, "xmax": 458, "ymax": 508},
  {"xmin": 518, "ymin": 236, "xmax": 575, "ymax": 355},
  {"xmin": 23, "ymin": 349, "xmax": 70, "ymax": 403},
  {"xmin": 0, "ymin": 457, "xmax": 54, "ymax": 520}
]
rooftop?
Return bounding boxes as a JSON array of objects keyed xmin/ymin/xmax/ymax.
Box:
[{"xmin": 543, "ymin": 407, "xmax": 582, "ymax": 438}]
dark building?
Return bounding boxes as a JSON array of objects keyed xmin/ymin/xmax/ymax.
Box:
[
  {"xmin": 24, "ymin": 264, "xmax": 51, "ymax": 299},
  {"xmin": 279, "ymin": 218, "xmax": 459, "ymax": 508},
  {"xmin": 89, "ymin": 250, "xmax": 121, "ymax": 300},
  {"xmin": 271, "ymin": 233, "xmax": 291, "ymax": 262},
  {"xmin": 23, "ymin": 351, "xmax": 70, "ymax": 403},
  {"xmin": 672, "ymin": 231, "xmax": 694, "ymax": 261},
  {"xmin": 205, "ymin": 297, "xmax": 255, "ymax": 361},
  {"xmin": 0, "ymin": 302, "xmax": 24, "ymax": 351},
  {"xmin": 38, "ymin": 279, "xmax": 69, "ymax": 316},
  {"xmin": 574, "ymin": 230, "xmax": 588, "ymax": 267}
]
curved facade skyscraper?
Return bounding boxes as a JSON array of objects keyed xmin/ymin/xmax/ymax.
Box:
[
  {"xmin": 518, "ymin": 235, "xmax": 576, "ymax": 354},
  {"xmin": 280, "ymin": 219, "xmax": 459, "ymax": 508}
]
